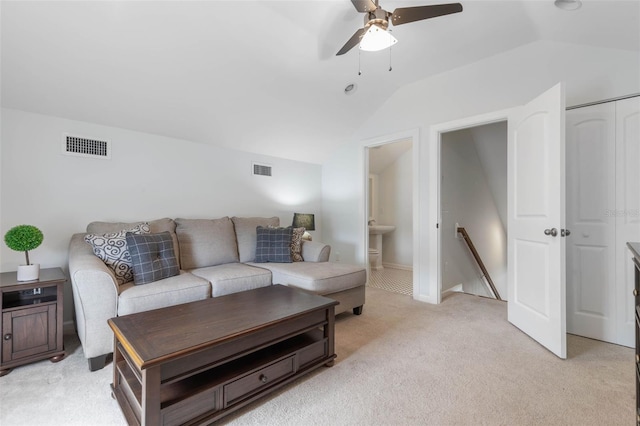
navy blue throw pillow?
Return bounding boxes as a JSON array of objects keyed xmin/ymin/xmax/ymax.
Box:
[
  {"xmin": 125, "ymin": 231, "xmax": 180, "ymax": 285},
  {"xmin": 255, "ymin": 226, "xmax": 293, "ymax": 263}
]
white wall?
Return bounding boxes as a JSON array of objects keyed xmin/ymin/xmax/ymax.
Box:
[
  {"xmin": 322, "ymin": 140, "xmax": 365, "ymax": 263},
  {"xmin": 321, "ymin": 40, "xmax": 640, "ymax": 300},
  {"xmin": 441, "ymin": 129, "xmax": 507, "ymax": 299},
  {"xmin": 377, "ymin": 149, "xmax": 413, "ymax": 268},
  {"xmin": 1, "ymin": 108, "xmax": 322, "ymax": 322},
  {"xmin": 471, "ymin": 122, "xmax": 508, "ymax": 230}
]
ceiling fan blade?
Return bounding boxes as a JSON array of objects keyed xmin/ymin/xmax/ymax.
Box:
[
  {"xmin": 351, "ymin": 0, "xmax": 377, "ymax": 13},
  {"xmin": 336, "ymin": 28, "xmax": 365, "ymax": 56},
  {"xmin": 391, "ymin": 3, "xmax": 463, "ymax": 26}
]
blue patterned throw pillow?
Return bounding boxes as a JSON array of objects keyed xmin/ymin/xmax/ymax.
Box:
[
  {"xmin": 84, "ymin": 223, "xmax": 150, "ymax": 285},
  {"xmin": 255, "ymin": 226, "xmax": 293, "ymax": 263},
  {"xmin": 126, "ymin": 231, "xmax": 180, "ymax": 285}
]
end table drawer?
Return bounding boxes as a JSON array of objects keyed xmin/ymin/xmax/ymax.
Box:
[
  {"xmin": 224, "ymin": 355, "xmax": 295, "ymax": 407},
  {"xmin": 2, "ymin": 304, "xmax": 57, "ymax": 362}
]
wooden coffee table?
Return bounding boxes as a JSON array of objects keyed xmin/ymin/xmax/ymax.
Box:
[{"xmin": 108, "ymin": 284, "xmax": 338, "ymax": 425}]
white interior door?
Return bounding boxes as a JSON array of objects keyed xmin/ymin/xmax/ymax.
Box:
[
  {"xmin": 566, "ymin": 103, "xmax": 617, "ymax": 344},
  {"xmin": 507, "ymin": 83, "xmax": 567, "ymax": 359},
  {"xmin": 616, "ymin": 96, "xmax": 640, "ymax": 347}
]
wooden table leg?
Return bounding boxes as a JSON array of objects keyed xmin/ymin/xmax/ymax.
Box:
[
  {"xmin": 325, "ymin": 306, "xmax": 336, "ymax": 367},
  {"xmin": 50, "ymin": 353, "xmax": 65, "ymax": 363},
  {"xmin": 112, "ymin": 337, "xmax": 121, "ymax": 389},
  {"xmin": 141, "ymin": 365, "xmax": 162, "ymax": 425}
]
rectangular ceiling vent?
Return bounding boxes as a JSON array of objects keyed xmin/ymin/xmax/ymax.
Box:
[
  {"xmin": 62, "ymin": 134, "xmax": 111, "ymax": 159},
  {"xmin": 252, "ymin": 162, "xmax": 272, "ymax": 177}
]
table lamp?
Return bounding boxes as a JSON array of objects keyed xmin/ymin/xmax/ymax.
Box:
[{"xmin": 292, "ymin": 213, "xmax": 315, "ymax": 241}]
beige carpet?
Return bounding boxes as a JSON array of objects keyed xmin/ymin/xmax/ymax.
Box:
[{"xmin": 0, "ymin": 287, "xmax": 633, "ymax": 425}]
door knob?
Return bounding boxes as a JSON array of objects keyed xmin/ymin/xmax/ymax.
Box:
[
  {"xmin": 561, "ymin": 229, "xmax": 571, "ymax": 237},
  {"xmin": 544, "ymin": 228, "xmax": 558, "ymax": 237}
]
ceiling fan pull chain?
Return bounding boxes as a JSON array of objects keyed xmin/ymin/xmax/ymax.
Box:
[
  {"xmin": 387, "ymin": 29, "xmax": 393, "ymax": 71},
  {"xmin": 358, "ymin": 48, "xmax": 362, "ymax": 75}
]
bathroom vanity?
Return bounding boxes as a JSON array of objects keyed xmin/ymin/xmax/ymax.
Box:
[{"xmin": 368, "ymin": 225, "xmax": 395, "ymax": 270}]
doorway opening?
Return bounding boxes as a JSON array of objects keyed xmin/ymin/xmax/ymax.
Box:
[
  {"xmin": 439, "ymin": 122, "xmax": 508, "ymax": 302},
  {"xmin": 428, "ymin": 84, "xmax": 567, "ymax": 359},
  {"xmin": 365, "ymin": 138, "xmax": 414, "ymax": 296}
]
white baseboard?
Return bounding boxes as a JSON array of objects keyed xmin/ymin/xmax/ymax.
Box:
[
  {"xmin": 382, "ymin": 262, "xmax": 413, "ymax": 271},
  {"xmin": 442, "ymin": 284, "xmax": 463, "ymax": 295}
]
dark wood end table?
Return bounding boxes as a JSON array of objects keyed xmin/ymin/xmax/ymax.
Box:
[{"xmin": 0, "ymin": 267, "xmax": 66, "ymax": 376}]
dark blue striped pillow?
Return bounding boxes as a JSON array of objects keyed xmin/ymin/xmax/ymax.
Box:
[
  {"xmin": 126, "ymin": 231, "xmax": 179, "ymax": 285},
  {"xmin": 254, "ymin": 226, "xmax": 293, "ymax": 263}
]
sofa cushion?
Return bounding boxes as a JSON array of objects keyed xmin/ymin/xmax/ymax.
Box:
[
  {"xmin": 175, "ymin": 217, "xmax": 239, "ymax": 269},
  {"xmin": 190, "ymin": 263, "xmax": 272, "ymax": 297},
  {"xmin": 231, "ymin": 216, "xmax": 279, "ymax": 262},
  {"xmin": 84, "ymin": 223, "xmax": 150, "ymax": 285},
  {"xmin": 255, "ymin": 226, "xmax": 293, "ymax": 263},
  {"xmin": 117, "ymin": 271, "xmax": 210, "ymax": 316},
  {"xmin": 246, "ymin": 261, "xmax": 366, "ymax": 295},
  {"xmin": 126, "ymin": 232, "xmax": 180, "ymax": 285},
  {"xmin": 86, "ymin": 218, "xmax": 180, "ymax": 268}
]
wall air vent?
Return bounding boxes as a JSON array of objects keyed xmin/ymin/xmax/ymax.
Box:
[
  {"xmin": 253, "ymin": 163, "xmax": 272, "ymax": 177},
  {"xmin": 62, "ymin": 134, "xmax": 111, "ymax": 159}
]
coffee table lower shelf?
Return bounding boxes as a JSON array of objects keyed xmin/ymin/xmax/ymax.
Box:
[{"xmin": 112, "ymin": 328, "xmax": 335, "ymax": 425}]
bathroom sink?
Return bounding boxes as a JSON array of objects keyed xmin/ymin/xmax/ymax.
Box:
[{"xmin": 368, "ymin": 225, "xmax": 396, "ymax": 235}]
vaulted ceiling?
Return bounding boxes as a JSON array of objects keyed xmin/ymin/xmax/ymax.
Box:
[{"xmin": 2, "ymin": 1, "xmax": 638, "ymax": 164}]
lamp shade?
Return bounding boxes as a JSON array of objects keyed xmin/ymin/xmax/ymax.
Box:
[
  {"xmin": 359, "ymin": 24, "xmax": 397, "ymax": 52},
  {"xmin": 292, "ymin": 213, "xmax": 315, "ymax": 231}
]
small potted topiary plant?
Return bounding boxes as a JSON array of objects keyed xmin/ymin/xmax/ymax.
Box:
[{"xmin": 4, "ymin": 224, "xmax": 44, "ymax": 281}]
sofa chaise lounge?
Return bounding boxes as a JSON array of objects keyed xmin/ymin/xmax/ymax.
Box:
[{"xmin": 68, "ymin": 216, "xmax": 366, "ymax": 371}]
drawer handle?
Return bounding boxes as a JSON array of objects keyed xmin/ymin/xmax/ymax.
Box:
[
  {"xmin": 634, "ymin": 289, "xmax": 638, "ymax": 297},
  {"xmin": 259, "ymin": 374, "xmax": 268, "ymax": 384},
  {"xmin": 3, "ymin": 334, "xmax": 11, "ymax": 341}
]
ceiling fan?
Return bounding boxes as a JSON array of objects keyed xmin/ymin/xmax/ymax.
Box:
[{"xmin": 336, "ymin": 0, "xmax": 463, "ymax": 55}]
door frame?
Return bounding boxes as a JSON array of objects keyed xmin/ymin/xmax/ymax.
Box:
[
  {"xmin": 361, "ymin": 128, "xmax": 420, "ymax": 299},
  {"xmin": 428, "ymin": 108, "xmax": 511, "ymax": 303}
]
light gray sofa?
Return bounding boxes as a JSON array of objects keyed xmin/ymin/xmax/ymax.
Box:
[{"xmin": 68, "ymin": 216, "xmax": 366, "ymax": 371}]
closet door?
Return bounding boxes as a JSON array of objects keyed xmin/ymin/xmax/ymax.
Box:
[
  {"xmin": 616, "ymin": 97, "xmax": 640, "ymax": 347},
  {"xmin": 566, "ymin": 103, "xmax": 617, "ymax": 344}
]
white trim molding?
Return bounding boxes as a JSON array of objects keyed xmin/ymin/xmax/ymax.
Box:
[
  {"xmin": 428, "ymin": 108, "xmax": 511, "ymax": 304},
  {"xmin": 382, "ymin": 262, "xmax": 413, "ymax": 271}
]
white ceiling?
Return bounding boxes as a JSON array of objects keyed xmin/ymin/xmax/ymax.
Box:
[{"xmin": 2, "ymin": 1, "xmax": 639, "ymax": 164}]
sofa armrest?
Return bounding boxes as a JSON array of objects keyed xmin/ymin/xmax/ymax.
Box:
[
  {"xmin": 301, "ymin": 240, "xmax": 331, "ymax": 262},
  {"xmin": 68, "ymin": 233, "xmax": 120, "ymax": 359}
]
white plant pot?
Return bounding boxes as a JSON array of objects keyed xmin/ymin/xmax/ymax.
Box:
[{"xmin": 17, "ymin": 264, "xmax": 40, "ymax": 281}]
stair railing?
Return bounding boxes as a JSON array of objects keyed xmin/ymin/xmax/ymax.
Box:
[{"xmin": 456, "ymin": 227, "xmax": 502, "ymax": 301}]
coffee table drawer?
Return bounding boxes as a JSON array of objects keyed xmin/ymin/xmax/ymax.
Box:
[{"xmin": 224, "ymin": 355, "xmax": 295, "ymax": 407}]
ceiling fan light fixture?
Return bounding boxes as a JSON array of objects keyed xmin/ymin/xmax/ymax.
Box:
[
  {"xmin": 359, "ymin": 24, "xmax": 397, "ymax": 52},
  {"xmin": 554, "ymin": 0, "xmax": 582, "ymax": 11}
]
